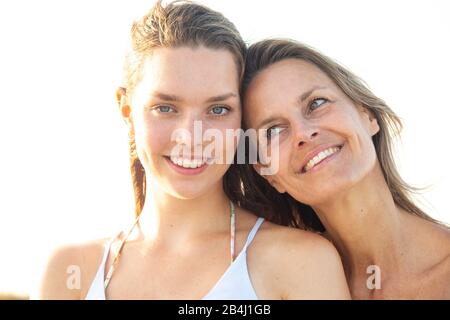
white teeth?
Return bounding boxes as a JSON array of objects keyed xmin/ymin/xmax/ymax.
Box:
[
  {"xmin": 169, "ymin": 156, "xmax": 206, "ymax": 169},
  {"xmin": 304, "ymin": 146, "xmax": 340, "ymax": 172}
]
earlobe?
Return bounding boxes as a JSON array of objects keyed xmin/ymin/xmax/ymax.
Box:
[
  {"xmin": 116, "ymin": 87, "xmax": 132, "ymax": 126},
  {"xmin": 116, "ymin": 87, "xmax": 127, "ymax": 106},
  {"xmin": 360, "ymin": 106, "xmax": 380, "ymax": 136},
  {"xmin": 120, "ymin": 102, "xmax": 133, "ymax": 127},
  {"xmin": 370, "ymin": 117, "xmax": 380, "ymax": 136},
  {"xmin": 121, "ymin": 103, "xmax": 131, "ymax": 119},
  {"xmin": 365, "ymin": 110, "xmax": 380, "ymax": 136}
]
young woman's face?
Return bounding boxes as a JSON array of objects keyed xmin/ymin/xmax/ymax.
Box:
[
  {"xmin": 129, "ymin": 46, "xmax": 241, "ymax": 199},
  {"xmin": 243, "ymin": 59, "xmax": 380, "ymax": 206}
]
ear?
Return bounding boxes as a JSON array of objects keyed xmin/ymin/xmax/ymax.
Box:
[
  {"xmin": 253, "ymin": 163, "xmax": 286, "ymax": 194},
  {"xmin": 116, "ymin": 87, "xmax": 133, "ymax": 127},
  {"xmin": 360, "ymin": 106, "xmax": 380, "ymax": 136}
]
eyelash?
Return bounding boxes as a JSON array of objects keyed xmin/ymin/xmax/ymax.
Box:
[
  {"xmin": 153, "ymin": 105, "xmax": 175, "ymax": 113},
  {"xmin": 208, "ymin": 105, "xmax": 230, "ymax": 117},
  {"xmin": 307, "ymin": 97, "xmax": 329, "ymax": 113},
  {"xmin": 265, "ymin": 97, "xmax": 329, "ymax": 140},
  {"xmin": 151, "ymin": 104, "xmax": 230, "ymax": 116},
  {"xmin": 265, "ymin": 126, "xmax": 285, "ymax": 140}
]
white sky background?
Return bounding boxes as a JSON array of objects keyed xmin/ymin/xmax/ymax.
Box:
[{"xmin": 0, "ymin": 0, "xmax": 449, "ymax": 295}]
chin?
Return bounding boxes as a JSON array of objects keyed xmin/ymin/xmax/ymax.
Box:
[
  {"xmin": 294, "ymin": 176, "xmax": 354, "ymax": 206},
  {"xmin": 166, "ymin": 184, "xmax": 211, "ymax": 200}
]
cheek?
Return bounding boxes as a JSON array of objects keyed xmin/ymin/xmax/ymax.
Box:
[
  {"xmin": 205, "ymin": 115, "xmax": 241, "ymax": 152},
  {"xmin": 263, "ymin": 140, "xmax": 292, "ymax": 181},
  {"xmin": 343, "ymin": 115, "xmax": 378, "ymax": 169},
  {"xmin": 134, "ymin": 116, "xmax": 172, "ymax": 156},
  {"xmin": 358, "ymin": 135, "xmax": 378, "ymax": 171}
]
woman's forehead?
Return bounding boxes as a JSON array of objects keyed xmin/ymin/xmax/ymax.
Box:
[
  {"xmin": 132, "ymin": 47, "xmax": 240, "ymax": 101},
  {"xmin": 143, "ymin": 46, "xmax": 238, "ymax": 78},
  {"xmin": 250, "ymin": 59, "xmax": 332, "ymax": 91}
]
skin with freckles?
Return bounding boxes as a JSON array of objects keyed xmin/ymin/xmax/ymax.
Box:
[{"xmin": 244, "ymin": 58, "xmax": 450, "ymax": 299}]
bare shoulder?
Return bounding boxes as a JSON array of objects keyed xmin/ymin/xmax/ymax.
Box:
[
  {"xmin": 253, "ymin": 220, "xmax": 351, "ymax": 299},
  {"xmin": 416, "ymin": 252, "xmax": 450, "ymax": 299},
  {"xmin": 422, "ymin": 220, "xmax": 450, "ymax": 295},
  {"xmin": 429, "ymin": 218, "xmax": 450, "ymax": 245},
  {"xmin": 238, "ymin": 209, "xmax": 333, "ymax": 252},
  {"xmin": 36, "ymin": 237, "xmax": 110, "ymax": 300},
  {"xmin": 436, "ymin": 222, "xmax": 450, "ymax": 249},
  {"xmin": 257, "ymin": 220, "xmax": 340, "ymax": 262}
]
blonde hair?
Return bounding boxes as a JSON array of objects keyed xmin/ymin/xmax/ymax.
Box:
[
  {"xmin": 118, "ymin": 1, "xmax": 246, "ymax": 217},
  {"xmin": 240, "ymin": 39, "xmax": 445, "ymax": 231}
]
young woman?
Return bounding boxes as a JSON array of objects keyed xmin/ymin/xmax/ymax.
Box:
[
  {"xmin": 241, "ymin": 39, "xmax": 450, "ymax": 299},
  {"xmin": 38, "ymin": 2, "xmax": 350, "ymax": 300}
]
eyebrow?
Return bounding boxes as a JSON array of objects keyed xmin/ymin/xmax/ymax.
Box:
[
  {"xmin": 152, "ymin": 91, "xmax": 237, "ymax": 103},
  {"xmin": 299, "ymin": 86, "xmax": 328, "ymax": 102},
  {"xmin": 153, "ymin": 91, "xmax": 181, "ymax": 102},
  {"xmin": 205, "ymin": 92, "xmax": 238, "ymax": 103},
  {"xmin": 254, "ymin": 86, "xmax": 328, "ymax": 129},
  {"xmin": 256, "ymin": 114, "xmax": 284, "ymax": 129}
]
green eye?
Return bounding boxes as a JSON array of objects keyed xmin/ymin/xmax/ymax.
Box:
[{"xmin": 210, "ymin": 106, "xmax": 229, "ymax": 116}]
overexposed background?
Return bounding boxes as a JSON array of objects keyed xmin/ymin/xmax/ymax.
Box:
[{"xmin": 0, "ymin": 0, "xmax": 449, "ymax": 297}]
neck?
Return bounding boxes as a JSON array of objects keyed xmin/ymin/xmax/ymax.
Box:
[
  {"xmin": 314, "ymin": 163, "xmax": 410, "ymax": 280},
  {"xmin": 135, "ymin": 180, "xmax": 232, "ymax": 246}
]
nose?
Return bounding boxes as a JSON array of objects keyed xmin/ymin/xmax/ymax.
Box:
[
  {"xmin": 173, "ymin": 113, "xmax": 203, "ymax": 148},
  {"xmin": 293, "ymin": 119, "xmax": 319, "ymax": 148}
]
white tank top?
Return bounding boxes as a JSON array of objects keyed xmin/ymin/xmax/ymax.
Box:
[{"xmin": 85, "ymin": 217, "xmax": 265, "ymax": 300}]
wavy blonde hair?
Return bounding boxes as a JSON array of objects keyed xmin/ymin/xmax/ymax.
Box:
[{"xmin": 240, "ymin": 39, "xmax": 445, "ymax": 231}]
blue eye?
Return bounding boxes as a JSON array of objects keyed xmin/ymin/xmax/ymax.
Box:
[
  {"xmin": 209, "ymin": 105, "xmax": 229, "ymax": 116},
  {"xmin": 309, "ymin": 98, "xmax": 328, "ymax": 111},
  {"xmin": 156, "ymin": 105, "xmax": 175, "ymax": 113}
]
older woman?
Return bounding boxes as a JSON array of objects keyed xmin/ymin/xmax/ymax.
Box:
[{"xmin": 241, "ymin": 39, "xmax": 450, "ymax": 299}]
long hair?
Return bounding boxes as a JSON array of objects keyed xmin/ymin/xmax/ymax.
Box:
[
  {"xmin": 119, "ymin": 1, "xmax": 247, "ymax": 217},
  {"xmin": 240, "ymin": 38, "xmax": 445, "ymax": 232}
]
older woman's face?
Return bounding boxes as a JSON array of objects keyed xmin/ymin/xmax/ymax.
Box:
[{"xmin": 243, "ymin": 59, "xmax": 380, "ymax": 206}]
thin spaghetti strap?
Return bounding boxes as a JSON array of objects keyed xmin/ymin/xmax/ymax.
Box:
[
  {"xmin": 242, "ymin": 217, "xmax": 264, "ymax": 251},
  {"xmin": 104, "ymin": 201, "xmax": 237, "ymax": 289},
  {"xmin": 230, "ymin": 201, "xmax": 236, "ymax": 263},
  {"xmin": 104, "ymin": 214, "xmax": 141, "ymax": 289}
]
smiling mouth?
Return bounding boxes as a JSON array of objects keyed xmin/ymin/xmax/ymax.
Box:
[
  {"xmin": 301, "ymin": 144, "xmax": 343, "ymax": 173},
  {"xmin": 164, "ymin": 155, "xmax": 208, "ymax": 169}
]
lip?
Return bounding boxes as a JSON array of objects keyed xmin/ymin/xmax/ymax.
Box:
[
  {"xmin": 164, "ymin": 156, "xmax": 209, "ymax": 176},
  {"xmin": 299, "ymin": 143, "xmax": 344, "ymax": 174}
]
